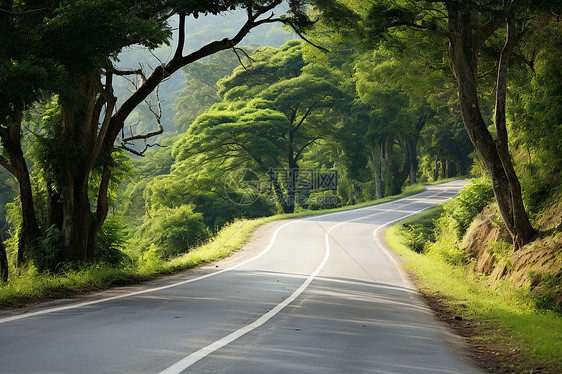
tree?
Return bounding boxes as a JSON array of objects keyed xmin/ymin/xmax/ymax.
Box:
[
  {"xmin": 0, "ymin": 233, "xmax": 7, "ymax": 282},
  {"xmin": 0, "ymin": 0, "xmax": 313, "ymax": 267},
  {"xmin": 174, "ymin": 42, "xmax": 345, "ymax": 213},
  {"xmin": 313, "ymin": 0, "xmax": 557, "ymax": 248}
]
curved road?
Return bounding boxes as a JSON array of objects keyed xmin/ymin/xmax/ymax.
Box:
[{"xmin": 0, "ymin": 180, "xmax": 483, "ymax": 373}]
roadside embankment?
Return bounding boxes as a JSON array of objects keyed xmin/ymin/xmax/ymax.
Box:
[{"xmin": 386, "ymin": 182, "xmax": 562, "ymax": 373}]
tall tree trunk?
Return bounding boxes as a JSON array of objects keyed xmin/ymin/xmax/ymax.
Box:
[
  {"xmin": 0, "ymin": 234, "xmax": 8, "ymax": 283},
  {"xmin": 60, "ymin": 75, "xmax": 98, "ymax": 262},
  {"xmin": 87, "ymin": 165, "xmax": 112, "ymax": 258},
  {"xmin": 285, "ymin": 168, "xmax": 297, "ymax": 214},
  {"xmin": 404, "ymin": 115, "xmax": 426, "ymax": 185},
  {"xmin": 448, "ymin": 162, "xmax": 456, "ymax": 178},
  {"xmin": 1, "ymin": 112, "xmax": 41, "ymax": 265},
  {"xmin": 370, "ymin": 142, "xmax": 385, "ymax": 199},
  {"xmin": 446, "ymin": 3, "xmax": 535, "ymax": 249},
  {"xmin": 267, "ymin": 170, "xmax": 292, "ymax": 214},
  {"xmin": 493, "ymin": 16, "xmax": 536, "ymax": 248}
]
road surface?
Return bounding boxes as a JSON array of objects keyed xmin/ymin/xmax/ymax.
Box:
[{"xmin": 0, "ymin": 180, "xmax": 484, "ymax": 373}]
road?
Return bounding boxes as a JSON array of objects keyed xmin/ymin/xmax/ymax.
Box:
[{"xmin": 0, "ymin": 180, "xmax": 483, "ymax": 374}]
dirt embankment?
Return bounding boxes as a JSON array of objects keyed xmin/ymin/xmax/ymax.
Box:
[{"xmin": 463, "ymin": 202, "xmax": 562, "ymax": 297}]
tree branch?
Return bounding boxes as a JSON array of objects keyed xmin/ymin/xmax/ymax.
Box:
[
  {"xmin": 0, "ymin": 154, "xmax": 16, "ymax": 176},
  {"xmin": 173, "ymin": 13, "xmax": 186, "ymax": 61},
  {"xmin": 104, "ymin": 2, "xmax": 295, "ymax": 154},
  {"xmin": 284, "ymin": 20, "xmax": 330, "ymax": 53},
  {"xmin": 117, "ymin": 143, "xmax": 165, "ymax": 157},
  {"xmin": 295, "ymin": 137, "xmax": 320, "ymax": 163},
  {"xmin": 293, "ymin": 104, "xmax": 317, "ymax": 133},
  {"xmin": 121, "ymin": 86, "xmax": 164, "ymax": 145},
  {"xmin": 0, "ymin": 7, "xmax": 48, "ymax": 16}
]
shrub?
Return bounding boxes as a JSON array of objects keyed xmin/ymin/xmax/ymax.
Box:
[
  {"xmin": 450, "ymin": 178, "xmax": 494, "ymax": 238},
  {"xmin": 305, "ymin": 190, "xmax": 341, "ymax": 210},
  {"xmin": 426, "ymin": 213, "xmax": 468, "ymax": 265},
  {"xmin": 529, "ymin": 271, "xmax": 562, "ymax": 315},
  {"xmin": 95, "ymin": 216, "xmax": 130, "ymax": 264},
  {"xmin": 29, "ymin": 224, "xmax": 64, "ymax": 273},
  {"xmin": 189, "ymin": 192, "xmax": 275, "ymax": 231},
  {"xmin": 136, "ymin": 205, "xmax": 210, "ymax": 259},
  {"xmin": 403, "ymin": 224, "xmax": 428, "ymax": 253}
]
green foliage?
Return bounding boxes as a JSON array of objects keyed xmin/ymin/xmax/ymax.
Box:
[
  {"xmin": 403, "ymin": 224, "xmax": 428, "ymax": 253},
  {"xmin": 529, "ymin": 271, "xmax": 562, "ymax": 315},
  {"xmin": 425, "ymin": 213, "xmax": 467, "ymax": 265},
  {"xmin": 0, "ymin": 170, "xmax": 17, "ymax": 239},
  {"xmin": 450, "ymin": 179, "xmax": 494, "ymax": 238},
  {"xmin": 136, "ymin": 205, "xmax": 210, "ymax": 259},
  {"xmin": 386, "ymin": 221, "xmax": 562, "ymax": 371},
  {"xmin": 398, "ymin": 204, "xmax": 441, "ymax": 253},
  {"xmin": 95, "ymin": 216, "xmax": 130, "ymax": 265},
  {"xmin": 175, "ymin": 49, "xmax": 251, "ymax": 132},
  {"xmin": 188, "ymin": 192, "xmax": 275, "ymax": 230},
  {"xmin": 35, "ymin": 225, "xmax": 64, "ymax": 273},
  {"xmin": 40, "ymin": 0, "xmax": 171, "ymax": 73},
  {"xmin": 305, "ymin": 190, "xmax": 341, "ymax": 210},
  {"xmin": 4, "ymin": 202, "xmax": 22, "ymax": 257}
]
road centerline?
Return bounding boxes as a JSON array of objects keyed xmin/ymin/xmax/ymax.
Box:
[{"xmin": 157, "ymin": 189, "xmax": 454, "ymax": 374}]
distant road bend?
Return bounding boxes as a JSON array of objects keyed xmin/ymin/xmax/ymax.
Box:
[{"xmin": 0, "ymin": 180, "xmax": 484, "ymax": 374}]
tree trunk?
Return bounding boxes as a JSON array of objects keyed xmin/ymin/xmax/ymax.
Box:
[
  {"xmin": 404, "ymin": 115, "xmax": 426, "ymax": 185},
  {"xmin": 87, "ymin": 165, "xmax": 112, "ymax": 258},
  {"xmin": 493, "ymin": 16, "xmax": 536, "ymax": 248},
  {"xmin": 370, "ymin": 142, "xmax": 384, "ymax": 199},
  {"xmin": 0, "ymin": 234, "xmax": 8, "ymax": 283},
  {"xmin": 59, "ymin": 75, "xmax": 98, "ymax": 262},
  {"xmin": 267, "ymin": 170, "xmax": 293, "ymax": 214},
  {"xmin": 446, "ymin": 3, "xmax": 535, "ymax": 249},
  {"xmin": 448, "ymin": 162, "xmax": 456, "ymax": 178},
  {"xmin": 1, "ymin": 112, "xmax": 41, "ymax": 265}
]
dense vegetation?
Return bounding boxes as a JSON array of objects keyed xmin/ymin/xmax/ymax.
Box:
[{"xmin": 1, "ymin": 0, "xmax": 561, "ymax": 331}]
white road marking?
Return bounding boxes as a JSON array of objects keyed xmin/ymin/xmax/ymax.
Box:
[
  {"xmin": 158, "ymin": 189, "xmax": 457, "ymax": 373},
  {"xmin": 158, "ymin": 215, "xmax": 350, "ymax": 374},
  {"xmin": 373, "ymin": 189, "xmax": 456, "ymax": 287},
  {"xmin": 0, "ymin": 192, "xmax": 432, "ymax": 324}
]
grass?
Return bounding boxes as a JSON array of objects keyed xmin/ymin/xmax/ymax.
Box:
[
  {"xmin": 386, "ymin": 210, "xmax": 562, "ymax": 372},
  {"xmin": 0, "ymin": 184, "xmax": 425, "ymax": 307},
  {"xmin": 424, "ymin": 176, "xmax": 466, "ymax": 185}
]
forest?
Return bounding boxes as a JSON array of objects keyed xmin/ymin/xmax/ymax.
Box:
[{"xmin": 1, "ymin": 0, "xmax": 561, "ymax": 332}]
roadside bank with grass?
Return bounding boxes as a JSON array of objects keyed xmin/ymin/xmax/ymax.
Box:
[
  {"xmin": 0, "ymin": 185, "xmax": 425, "ymax": 308},
  {"xmin": 385, "ymin": 181, "xmax": 562, "ymax": 373}
]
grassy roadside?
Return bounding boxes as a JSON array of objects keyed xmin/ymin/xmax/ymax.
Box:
[
  {"xmin": 0, "ymin": 184, "xmax": 425, "ymax": 308},
  {"xmin": 424, "ymin": 176, "xmax": 465, "ymax": 185},
  {"xmin": 386, "ymin": 207, "xmax": 562, "ymax": 373}
]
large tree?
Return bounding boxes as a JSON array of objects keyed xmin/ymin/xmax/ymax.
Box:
[
  {"xmin": 0, "ymin": 0, "xmax": 313, "ymax": 267},
  {"xmin": 314, "ymin": 0, "xmax": 559, "ymax": 248},
  {"xmin": 174, "ymin": 69, "xmax": 344, "ymax": 212}
]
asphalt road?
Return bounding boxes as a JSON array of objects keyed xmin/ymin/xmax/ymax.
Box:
[{"xmin": 0, "ymin": 180, "xmax": 484, "ymax": 374}]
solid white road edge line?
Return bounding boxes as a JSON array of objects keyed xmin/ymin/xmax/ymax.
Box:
[
  {"xmin": 157, "ymin": 189, "xmax": 456, "ymax": 373},
  {"xmin": 373, "ymin": 189, "xmax": 456, "ymax": 287},
  {"xmin": 0, "ymin": 190, "xmax": 435, "ymax": 325},
  {"xmin": 0, "ymin": 219, "xmax": 298, "ymax": 324},
  {"xmin": 157, "ymin": 216, "xmax": 350, "ymax": 374}
]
